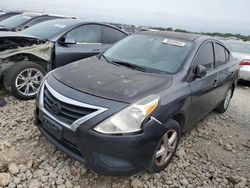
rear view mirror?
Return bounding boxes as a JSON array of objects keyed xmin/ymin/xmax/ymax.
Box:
[
  {"xmin": 194, "ymin": 65, "xmax": 207, "ymax": 78},
  {"xmin": 64, "ymin": 35, "xmax": 76, "ymax": 44}
]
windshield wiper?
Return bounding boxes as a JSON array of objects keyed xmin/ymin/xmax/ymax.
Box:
[
  {"xmin": 100, "ymin": 54, "xmax": 123, "ymax": 67},
  {"xmin": 100, "ymin": 55, "xmax": 151, "ymax": 73},
  {"xmin": 111, "ymin": 60, "xmax": 151, "ymax": 73},
  {"xmin": 100, "ymin": 54, "xmax": 110, "ymax": 62}
]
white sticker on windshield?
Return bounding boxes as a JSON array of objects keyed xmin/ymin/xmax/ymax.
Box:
[
  {"xmin": 162, "ymin": 39, "xmax": 186, "ymax": 47},
  {"xmin": 54, "ymin": 24, "xmax": 66, "ymax": 28},
  {"xmin": 23, "ymin": 16, "xmax": 32, "ymax": 20}
]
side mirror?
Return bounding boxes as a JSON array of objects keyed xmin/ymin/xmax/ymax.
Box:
[
  {"xmin": 194, "ymin": 65, "xmax": 207, "ymax": 78},
  {"xmin": 63, "ymin": 35, "xmax": 76, "ymax": 44}
]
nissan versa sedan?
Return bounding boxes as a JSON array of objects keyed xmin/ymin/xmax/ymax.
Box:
[
  {"xmin": 34, "ymin": 31, "xmax": 238, "ymax": 175},
  {"xmin": 0, "ymin": 19, "xmax": 128, "ymax": 99}
]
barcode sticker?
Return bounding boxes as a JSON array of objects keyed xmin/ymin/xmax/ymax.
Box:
[
  {"xmin": 54, "ymin": 24, "xmax": 66, "ymax": 28},
  {"xmin": 162, "ymin": 39, "xmax": 186, "ymax": 47}
]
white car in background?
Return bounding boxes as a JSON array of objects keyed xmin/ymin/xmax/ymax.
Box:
[{"xmin": 223, "ymin": 40, "xmax": 250, "ymax": 81}]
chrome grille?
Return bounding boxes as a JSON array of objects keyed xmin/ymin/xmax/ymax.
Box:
[
  {"xmin": 44, "ymin": 86, "xmax": 97, "ymax": 125},
  {"xmin": 39, "ymin": 81, "xmax": 108, "ymax": 131}
]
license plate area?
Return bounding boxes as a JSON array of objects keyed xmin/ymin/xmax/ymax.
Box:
[{"xmin": 42, "ymin": 117, "xmax": 63, "ymax": 140}]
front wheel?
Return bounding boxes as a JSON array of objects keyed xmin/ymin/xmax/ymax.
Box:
[
  {"xmin": 215, "ymin": 88, "xmax": 232, "ymax": 113},
  {"xmin": 148, "ymin": 119, "xmax": 181, "ymax": 173},
  {"xmin": 3, "ymin": 62, "xmax": 46, "ymax": 100}
]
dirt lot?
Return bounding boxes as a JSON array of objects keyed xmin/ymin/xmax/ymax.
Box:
[{"xmin": 0, "ymin": 85, "xmax": 249, "ymax": 188}]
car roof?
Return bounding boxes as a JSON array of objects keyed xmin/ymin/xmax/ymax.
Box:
[
  {"xmin": 21, "ymin": 18, "xmax": 128, "ymax": 41},
  {"xmin": 20, "ymin": 12, "xmax": 75, "ymax": 19},
  {"xmin": 138, "ymin": 31, "xmax": 206, "ymax": 41},
  {"xmin": 42, "ymin": 18, "xmax": 128, "ymax": 33},
  {"xmin": 21, "ymin": 12, "xmax": 45, "ymax": 17}
]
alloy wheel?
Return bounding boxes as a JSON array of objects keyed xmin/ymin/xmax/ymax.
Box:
[
  {"xmin": 15, "ymin": 68, "xmax": 44, "ymax": 97},
  {"xmin": 155, "ymin": 129, "xmax": 178, "ymax": 166}
]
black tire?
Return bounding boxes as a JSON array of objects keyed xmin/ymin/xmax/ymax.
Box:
[
  {"xmin": 215, "ymin": 88, "xmax": 232, "ymax": 113},
  {"xmin": 148, "ymin": 119, "xmax": 181, "ymax": 173},
  {"xmin": 3, "ymin": 61, "xmax": 46, "ymax": 100}
]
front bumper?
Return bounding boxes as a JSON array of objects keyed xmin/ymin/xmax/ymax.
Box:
[
  {"xmin": 35, "ymin": 108, "xmax": 165, "ymax": 175},
  {"xmin": 239, "ymin": 65, "xmax": 250, "ymax": 81}
]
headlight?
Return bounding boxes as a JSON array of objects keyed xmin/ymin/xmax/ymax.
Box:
[{"xmin": 94, "ymin": 95, "xmax": 160, "ymax": 134}]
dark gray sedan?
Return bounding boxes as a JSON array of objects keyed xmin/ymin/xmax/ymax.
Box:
[
  {"xmin": 35, "ymin": 31, "xmax": 238, "ymax": 175},
  {"xmin": 0, "ymin": 19, "xmax": 128, "ymax": 99}
]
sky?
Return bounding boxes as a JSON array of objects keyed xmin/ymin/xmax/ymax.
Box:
[{"xmin": 1, "ymin": 0, "xmax": 250, "ymax": 35}]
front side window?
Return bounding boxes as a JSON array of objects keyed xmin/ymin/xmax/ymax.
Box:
[
  {"xmin": 102, "ymin": 26, "xmax": 127, "ymax": 44},
  {"xmin": 215, "ymin": 43, "xmax": 227, "ymax": 67},
  {"xmin": 193, "ymin": 42, "xmax": 214, "ymax": 70},
  {"xmin": 22, "ymin": 19, "xmax": 77, "ymax": 39},
  {"xmin": 104, "ymin": 34, "xmax": 193, "ymax": 74},
  {"xmin": 66, "ymin": 24, "xmax": 101, "ymax": 43}
]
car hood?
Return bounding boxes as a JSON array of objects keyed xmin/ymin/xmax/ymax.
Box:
[
  {"xmin": 0, "ymin": 31, "xmax": 41, "ymax": 39},
  {"xmin": 52, "ymin": 56, "xmax": 172, "ymax": 103},
  {"xmin": 0, "ymin": 31, "xmax": 52, "ymax": 63}
]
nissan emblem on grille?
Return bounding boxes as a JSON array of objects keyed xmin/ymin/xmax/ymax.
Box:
[{"xmin": 51, "ymin": 101, "xmax": 61, "ymax": 115}]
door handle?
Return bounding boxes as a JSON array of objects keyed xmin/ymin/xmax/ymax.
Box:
[
  {"xmin": 92, "ymin": 49, "xmax": 101, "ymax": 52},
  {"xmin": 230, "ymin": 72, "xmax": 234, "ymax": 78},
  {"xmin": 213, "ymin": 79, "xmax": 218, "ymax": 87}
]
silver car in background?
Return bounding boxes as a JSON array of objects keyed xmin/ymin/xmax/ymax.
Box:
[{"xmin": 223, "ymin": 40, "xmax": 250, "ymax": 81}]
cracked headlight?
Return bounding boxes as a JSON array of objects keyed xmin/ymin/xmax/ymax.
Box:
[{"xmin": 94, "ymin": 95, "xmax": 160, "ymax": 134}]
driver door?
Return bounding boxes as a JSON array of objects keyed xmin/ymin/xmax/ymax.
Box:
[
  {"xmin": 187, "ymin": 42, "xmax": 219, "ymax": 128},
  {"xmin": 54, "ymin": 24, "xmax": 102, "ymax": 68}
]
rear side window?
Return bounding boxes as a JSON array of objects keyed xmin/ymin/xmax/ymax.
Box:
[
  {"xmin": 102, "ymin": 26, "xmax": 127, "ymax": 44},
  {"xmin": 215, "ymin": 43, "xmax": 227, "ymax": 67},
  {"xmin": 67, "ymin": 24, "xmax": 101, "ymax": 43},
  {"xmin": 194, "ymin": 42, "xmax": 214, "ymax": 70}
]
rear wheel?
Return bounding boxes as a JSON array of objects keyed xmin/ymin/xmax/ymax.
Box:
[
  {"xmin": 215, "ymin": 88, "xmax": 232, "ymax": 113},
  {"xmin": 149, "ymin": 119, "xmax": 181, "ymax": 173},
  {"xmin": 3, "ymin": 61, "xmax": 46, "ymax": 100}
]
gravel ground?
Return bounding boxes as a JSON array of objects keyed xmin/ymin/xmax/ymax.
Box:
[{"xmin": 0, "ymin": 85, "xmax": 249, "ymax": 188}]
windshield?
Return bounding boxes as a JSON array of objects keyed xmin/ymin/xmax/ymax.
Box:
[
  {"xmin": 0, "ymin": 14, "xmax": 35, "ymax": 28},
  {"xmin": 223, "ymin": 40, "xmax": 250, "ymax": 54},
  {"xmin": 22, "ymin": 19, "xmax": 76, "ymax": 39},
  {"xmin": 104, "ymin": 34, "xmax": 193, "ymax": 74}
]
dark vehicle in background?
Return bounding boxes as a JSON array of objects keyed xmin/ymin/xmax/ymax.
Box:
[
  {"xmin": 35, "ymin": 31, "xmax": 238, "ymax": 175},
  {"xmin": 0, "ymin": 11, "xmax": 23, "ymax": 22},
  {"xmin": 0, "ymin": 12, "xmax": 75, "ymax": 31},
  {"xmin": 0, "ymin": 19, "xmax": 128, "ymax": 99},
  {"xmin": 222, "ymin": 40, "xmax": 250, "ymax": 81}
]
